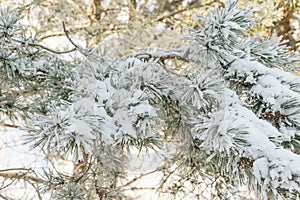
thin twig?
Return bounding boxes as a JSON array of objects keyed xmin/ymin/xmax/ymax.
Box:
[
  {"xmin": 156, "ymin": 0, "xmax": 221, "ymax": 22},
  {"xmin": 0, "ymin": 179, "xmax": 17, "ymax": 191},
  {"xmin": 0, "ymin": 193, "xmax": 15, "ymax": 200},
  {"xmin": 157, "ymin": 161, "xmax": 183, "ymax": 191},
  {"xmin": 0, "ymin": 172, "xmax": 45, "ymax": 184},
  {"xmin": 0, "ymin": 122, "xmax": 22, "ymax": 129},
  {"xmin": 72, "ymin": 0, "xmax": 94, "ymax": 23},
  {"xmin": 29, "ymin": 182, "xmax": 43, "ymax": 200},
  {"xmin": 0, "ymin": 168, "xmax": 33, "ymax": 173},
  {"xmin": 11, "ymin": 38, "xmax": 76, "ymax": 54},
  {"xmin": 37, "ymin": 32, "xmax": 65, "ymax": 41},
  {"xmin": 36, "ymin": 23, "xmax": 92, "ymax": 41},
  {"xmin": 62, "ymin": 21, "xmax": 80, "ymax": 49},
  {"xmin": 121, "ymin": 186, "xmax": 156, "ymax": 191},
  {"xmin": 120, "ymin": 168, "xmax": 162, "ymax": 189}
]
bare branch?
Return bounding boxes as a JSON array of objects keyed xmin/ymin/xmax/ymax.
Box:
[
  {"xmin": 0, "ymin": 168, "xmax": 33, "ymax": 173},
  {"xmin": 156, "ymin": 0, "xmax": 221, "ymax": 22},
  {"xmin": 62, "ymin": 21, "xmax": 80, "ymax": 49},
  {"xmin": 37, "ymin": 32, "xmax": 65, "ymax": 41},
  {"xmin": 0, "ymin": 171, "xmax": 45, "ymax": 184},
  {"xmin": 0, "ymin": 193, "xmax": 15, "ymax": 200},
  {"xmin": 120, "ymin": 168, "xmax": 162, "ymax": 189},
  {"xmin": 29, "ymin": 182, "xmax": 43, "ymax": 200},
  {"xmin": 11, "ymin": 38, "xmax": 76, "ymax": 54},
  {"xmin": 121, "ymin": 186, "xmax": 156, "ymax": 191},
  {"xmin": 0, "ymin": 122, "xmax": 22, "ymax": 129}
]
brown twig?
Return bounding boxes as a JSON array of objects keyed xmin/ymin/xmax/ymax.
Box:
[
  {"xmin": 0, "ymin": 193, "xmax": 15, "ymax": 200},
  {"xmin": 37, "ymin": 32, "xmax": 65, "ymax": 41},
  {"xmin": 72, "ymin": 0, "xmax": 94, "ymax": 23},
  {"xmin": 0, "ymin": 172, "xmax": 45, "ymax": 184},
  {"xmin": 36, "ymin": 24, "xmax": 91, "ymax": 41},
  {"xmin": 0, "ymin": 168, "xmax": 33, "ymax": 173},
  {"xmin": 120, "ymin": 168, "xmax": 161, "ymax": 189},
  {"xmin": 62, "ymin": 21, "xmax": 80, "ymax": 49},
  {"xmin": 73, "ymin": 145, "xmax": 89, "ymax": 175},
  {"xmin": 0, "ymin": 168, "xmax": 45, "ymax": 199},
  {"xmin": 156, "ymin": 0, "xmax": 221, "ymax": 22},
  {"xmin": 11, "ymin": 38, "xmax": 76, "ymax": 54},
  {"xmin": 29, "ymin": 182, "xmax": 43, "ymax": 200},
  {"xmin": 0, "ymin": 122, "xmax": 22, "ymax": 129},
  {"xmin": 121, "ymin": 186, "xmax": 156, "ymax": 191}
]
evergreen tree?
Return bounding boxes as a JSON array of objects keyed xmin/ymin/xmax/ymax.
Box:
[{"xmin": 1, "ymin": 1, "xmax": 300, "ymax": 199}]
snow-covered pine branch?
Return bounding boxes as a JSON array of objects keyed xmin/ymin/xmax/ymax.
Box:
[
  {"xmin": 183, "ymin": 0, "xmax": 300, "ymax": 198},
  {"xmin": 1, "ymin": 0, "xmax": 300, "ymax": 199}
]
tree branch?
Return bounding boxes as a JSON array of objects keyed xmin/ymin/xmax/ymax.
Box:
[
  {"xmin": 0, "ymin": 122, "xmax": 22, "ymax": 129},
  {"xmin": 133, "ymin": 49, "xmax": 189, "ymax": 76},
  {"xmin": 37, "ymin": 32, "xmax": 65, "ymax": 41},
  {"xmin": 0, "ymin": 169, "xmax": 45, "ymax": 184},
  {"xmin": 133, "ymin": 49, "xmax": 189, "ymax": 63},
  {"xmin": 120, "ymin": 168, "xmax": 162, "ymax": 189},
  {"xmin": 0, "ymin": 193, "xmax": 15, "ymax": 200},
  {"xmin": 11, "ymin": 38, "xmax": 76, "ymax": 54},
  {"xmin": 62, "ymin": 21, "xmax": 80, "ymax": 49},
  {"xmin": 156, "ymin": 0, "xmax": 221, "ymax": 22}
]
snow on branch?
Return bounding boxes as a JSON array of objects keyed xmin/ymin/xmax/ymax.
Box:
[
  {"xmin": 184, "ymin": 0, "xmax": 300, "ymax": 198},
  {"xmin": 1, "ymin": 0, "xmax": 300, "ymax": 199}
]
